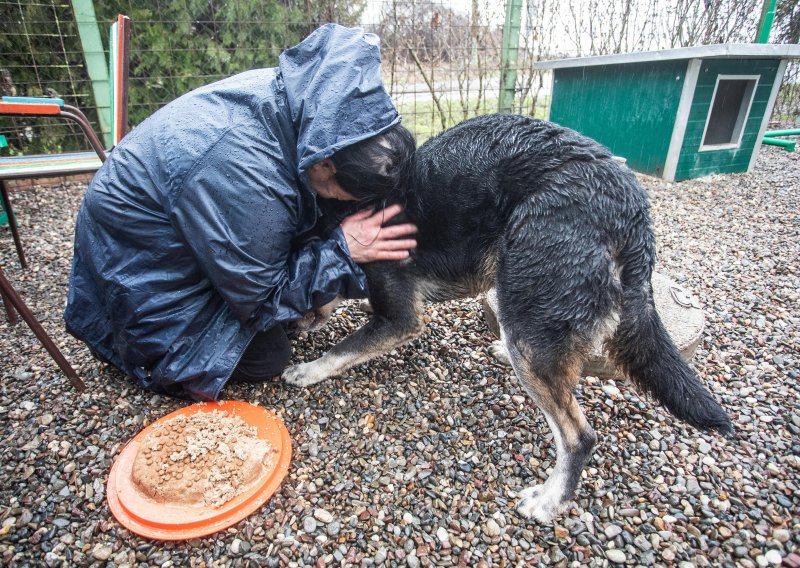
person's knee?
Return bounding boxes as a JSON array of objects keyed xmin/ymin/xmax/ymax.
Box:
[
  {"xmin": 230, "ymin": 325, "xmax": 292, "ymax": 383},
  {"xmin": 260, "ymin": 342, "xmax": 291, "ymax": 377}
]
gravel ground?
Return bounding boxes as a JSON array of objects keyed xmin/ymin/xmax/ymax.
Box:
[{"xmin": 1, "ymin": 145, "xmax": 798, "ymax": 567}]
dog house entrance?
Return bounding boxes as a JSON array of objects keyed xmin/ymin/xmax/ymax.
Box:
[{"xmin": 700, "ymin": 76, "xmax": 758, "ymax": 150}]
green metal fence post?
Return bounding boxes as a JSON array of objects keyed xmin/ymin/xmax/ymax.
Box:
[
  {"xmin": 0, "ymin": 135, "xmax": 7, "ymax": 226},
  {"xmin": 756, "ymin": 0, "xmax": 777, "ymax": 43},
  {"xmin": 499, "ymin": 0, "xmax": 523, "ymax": 113},
  {"xmin": 71, "ymin": 0, "xmax": 112, "ymax": 147}
]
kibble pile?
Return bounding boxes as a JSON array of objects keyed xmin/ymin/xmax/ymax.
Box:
[
  {"xmin": 0, "ymin": 144, "xmax": 798, "ymax": 566},
  {"xmin": 131, "ymin": 410, "xmax": 273, "ymax": 507}
]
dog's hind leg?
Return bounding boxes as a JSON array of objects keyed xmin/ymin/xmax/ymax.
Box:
[
  {"xmin": 282, "ymin": 265, "xmax": 424, "ymax": 387},
  {"xmin": 496, "ymin": 192, "xmax": 618, "ymax": 522},
  {"xmin": 503, "ymin": 336, "xmax": 597, "ymax": 522}
]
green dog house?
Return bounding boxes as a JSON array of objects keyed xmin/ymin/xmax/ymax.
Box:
[{"xmin": 537, "ymin": 44, "xmax": 800, "ymax": 181}]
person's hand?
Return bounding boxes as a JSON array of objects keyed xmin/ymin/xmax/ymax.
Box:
[{"xmin": 340, "ymin": 204, "xmax": 418, "ymax": 263}]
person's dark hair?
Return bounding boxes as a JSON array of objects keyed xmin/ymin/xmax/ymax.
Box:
[{"xmin": 331, "ymin": 123, "xmax": 416, "ymax": 206}]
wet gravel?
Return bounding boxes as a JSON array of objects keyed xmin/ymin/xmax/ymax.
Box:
[{"xmin": 1, "ymin": 144, "xmax": 798, "ymax": 566}]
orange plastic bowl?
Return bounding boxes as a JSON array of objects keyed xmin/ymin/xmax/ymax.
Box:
[{"xmin": 106, "ymin": 401, "xmax": 291, "ymax": 540}]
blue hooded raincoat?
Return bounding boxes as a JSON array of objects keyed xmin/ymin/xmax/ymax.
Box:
[{"xmin": 64, "ymin": 24, "xmax": 400, "ymax": 400}]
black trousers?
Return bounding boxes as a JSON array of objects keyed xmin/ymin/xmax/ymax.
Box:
[{"xmin": 230, "ymin": 324, "xmax": 292, "ymax": 383}]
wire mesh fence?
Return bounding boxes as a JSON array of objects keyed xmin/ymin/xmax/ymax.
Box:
[
  {"xmin": 0, "ymin": 0, "xmax": 102, "ymax": 154},
  {"xmin": 1, "ymin": 0, "xmax": 798, "ymax": 156}
]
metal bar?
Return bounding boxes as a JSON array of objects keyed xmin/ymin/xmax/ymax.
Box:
[
  {"xmin": 499, "ymin": 0, "xmax": 523, "ymax": 113},
  {"xmin": 0, "ymin": 265, "xmax": 85, "ymax": 391},
  {"xmin": 0, "ymin": 102, "xmax": 63, "ymax": 115},
  {"xmin": 1, "ymin": 96, "xmax": 66, "ymax": 107},
  {"xmin": 61, "ymin": 106, "xmax": 108, "ymax": 161},
  {"xmin": 1, "ymin": 287, "xmax": 18, "ymax": 325},
  {"xmin": 108, "ymin": 16, "xmax": 131, "ymax": 145},
  {"xmin": 756, "ymin": 0, "xmax": 777, "ymax": 43},
  {"xmin": 119, "ymin": 15, "xmax": 131, "ymax": 141},
  {"xmin": 0, "ymin": 109, "xmax": 108, "ymax": 161},
  {"xmin": 764, "ymin": 129, "xmax": 800, "ymax": 137},
  {"xmin": 0, "ymin": 180, "xmax": 28, "ymax": 269},
  {"xmin": 71, "ymin": 0, "xmax": 112, "ymax": 146},
  {"xmin": 762, "ymin": 137, "xmax": 796, "ymax": 151}
]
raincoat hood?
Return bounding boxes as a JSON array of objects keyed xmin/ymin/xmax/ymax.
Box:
[{"xmin": 279, "ymin": 24, "xmax": 401, "ymax": 175}]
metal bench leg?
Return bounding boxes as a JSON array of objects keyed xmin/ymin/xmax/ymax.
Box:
[
  {"xmin": 0, "ymin": 180, "xmax": 27, "ymax": 269},
  {"xmin": 0, "ymin": 265, "xmax": 85, "ymax": 391},
  {"xmin": 1, "ymin": 287, "xmax": 18, "ymax": 325}
]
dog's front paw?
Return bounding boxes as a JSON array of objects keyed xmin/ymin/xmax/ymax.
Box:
[
  {"xmin": 516, "ymin": 484, "xmax": 567, "ymax": 523},
  {"xmin": 291, "ymin": 309, "xmax": 333, "ymax": 332},
  {"xmin": 489, "ymin": 340, "xmax": 512, "ymax": 366},
  {"xmin": 282, "ymin": 362, "xmax": 330, "ymax": 388},
  {"xmin": 290, "ymin": 311, "xmax": 318, "ymax": 332}
]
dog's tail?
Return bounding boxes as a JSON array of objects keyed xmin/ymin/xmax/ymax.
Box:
[{"xmin": 606, "ymin": 233, "xmax": 733, "ymax": 437}]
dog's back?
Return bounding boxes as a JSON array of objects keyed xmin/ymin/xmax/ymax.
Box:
[{"xmin": 404, "ymin": 115, "xmax": 645, "ymax": 291}]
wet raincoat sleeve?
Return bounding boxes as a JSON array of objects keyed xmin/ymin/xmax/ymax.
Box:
[{"xmin": 170, "ymin": 134, "xmax": 368, "ymax": 332}]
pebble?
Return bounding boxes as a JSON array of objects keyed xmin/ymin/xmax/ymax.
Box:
[
  {"xmin": 374, "ymin": 547, "xmax": 388, "ymax": 564},
  {"xmin": 313, "ymin": 509, "xmax": 334, "ymax": 523},
  {"xmin": 229, "ymin": 538, "xmax": 244, "ymax": 555},
  {"xmin": 92, "ymin": 545, "xmax": 113, "ymax": 561},
  {"xmin": 772, "ymin": 529, "xmax": 790, "ymax": 543},
  {"xmin": 303, "ymin": 517, "xmax": 318, "ymax": 533},
  {"xmin": 606, "ymin": 549, "xmax": 627, "ymax": 564},
  {"xmin": 484, "ymin": 519, "xmax": 501, "ymax": 537},
  {"xmin": 326, "ymin": 520, "xmax": 341, "ymax": 536},
  {"xmin": 436, "ymin": 527, "xmax": 449, "ymax": 543},
  {"xmin": 764, "ymin": 550, "xmax": 782, "ymax": 565},
  {"xmin": 37, "ymin": 413, "xmax": 54, "ymax": 426}
]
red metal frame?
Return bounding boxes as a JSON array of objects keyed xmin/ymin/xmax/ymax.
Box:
[
  {"xmin": 0, "ymin": 265, "xmax": 85, "ymax": 391},
  {"xmin": 0, "ymin": 104, "xmax": 107, "ymax": 163},
  {"xmin": 0, "ymin": 102, "xmax": 62, "ymax": 115}
]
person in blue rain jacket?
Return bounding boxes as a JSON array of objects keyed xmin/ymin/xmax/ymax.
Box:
[{"xmin": 64, "ymin": 24, "xmax": 418, "ymax": 400}]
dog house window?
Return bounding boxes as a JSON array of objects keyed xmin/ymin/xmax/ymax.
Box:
[{"xmin": 700, "ymin": 75, "xmax": 758, "ymax": 151}]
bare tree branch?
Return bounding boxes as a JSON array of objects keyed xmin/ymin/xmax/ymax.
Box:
[{"xmin": 407, "ymin": 42, "xmax": 448, "ymax": 130}]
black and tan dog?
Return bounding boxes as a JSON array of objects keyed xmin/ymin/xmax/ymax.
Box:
[{"xmin": 283, "ymin": 114, "xmax": 732, "ymax": 522}]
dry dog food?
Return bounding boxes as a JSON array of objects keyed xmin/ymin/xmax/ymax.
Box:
[{"xmin": 131, "ymin": 410, "xmax": 273, "ymax": 507}]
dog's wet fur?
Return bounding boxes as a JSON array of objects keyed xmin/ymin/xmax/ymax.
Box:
[{"xmin": 283, "ymin": 114, "xmax": 733, "ymax": 522}]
